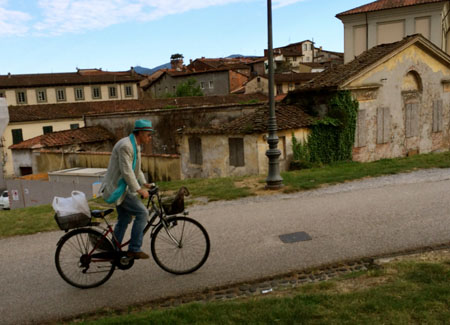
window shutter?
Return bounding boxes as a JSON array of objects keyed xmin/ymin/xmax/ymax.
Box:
[
  {"xmin": 383, "ymin": 107, "xmax": 390, "ymax": 143},
  {"xmin": 406, "ymin": 103, "xmax": 412, "ymax": 138},
  {"xmin": 433, "ymin": 99, "xmax": 443, "ymax": 132},
  {"xmin": 229, "ymin": 138, "xmax": 245, "ymax": 167},
  {"xmin": 377, "ymin": 107, "xmax": 384, "ymax": 144},
  {"xmin": 356, "ymin": 109, "xmax": 366, "ymax": 147},
  {"xmin": 188, "ymin": 137, "xmax": 202, "ymax": 165}
]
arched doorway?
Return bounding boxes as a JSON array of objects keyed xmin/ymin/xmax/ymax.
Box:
[{"xmin": 401, "ymin": 71, "xmax": 422, "ymax": 155}]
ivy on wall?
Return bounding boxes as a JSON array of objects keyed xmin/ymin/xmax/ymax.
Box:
[{"xmin": 292, "ymin": 90, "xmax": 359, "ymax": 167}]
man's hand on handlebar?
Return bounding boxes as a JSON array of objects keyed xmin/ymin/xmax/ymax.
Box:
[{"xmin": 137, "ymin": 188, "xmax": 149, "ymax": 199}]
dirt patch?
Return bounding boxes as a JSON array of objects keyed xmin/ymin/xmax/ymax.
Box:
[
  {"xmin": 375, "ymin": 249, "xmax": 450, "ymax": 264},
  {"xmin": 234, "ymin": 176, "xmax": 286, "ymax": 196}
]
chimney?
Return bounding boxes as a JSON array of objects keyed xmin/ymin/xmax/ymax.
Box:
[
  {"xmin": 171, "ymin": 58, "xmax": 184, "ymax": 71},
  {"xmin": 7, "ymin": 72, "xmax": 11, "ymax": 78}
]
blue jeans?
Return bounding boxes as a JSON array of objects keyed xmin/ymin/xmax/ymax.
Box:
[{"xmin": 114, "ymin": 192, "xmax": 148, "ymax": 252}]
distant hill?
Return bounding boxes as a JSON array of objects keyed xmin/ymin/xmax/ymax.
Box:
[{"xmin": 134, "ymin": 63, "xmax": 171, "ymax": 75}]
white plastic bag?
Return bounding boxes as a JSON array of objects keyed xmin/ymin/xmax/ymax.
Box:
[{"xmin": 52, "ymin": 191, "xmax": 90, "ymax": 217}]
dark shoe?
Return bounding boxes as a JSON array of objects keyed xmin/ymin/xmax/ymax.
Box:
[{"xmin": 127, "ymin": 251, "xmax": 149, "ymax": 259}]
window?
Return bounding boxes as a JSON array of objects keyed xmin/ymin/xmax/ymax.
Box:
[
  {"xmin": 43, "ymin": 126, "xmax": 53, "ymax": 134},
  {"xmin": 56, "ymin": 88, "xmax": 66, "ymax": 102},
  {"xmin": 188, "ymin": 137, "xmax": 203, "ymax": 165},
  {"xmin": 293, "ymin": 56, "xmax": 297, "ymax": 62},
  {"xmin": 36, "ymin": 89, "xmax": 47, "ymax": 103},
  {"xmin": 209, "ymin": 80, "xmax": 214, "ymax": 89},
  {"xmin": 108, "ymin": 86, "xmax": 117, "ymax": 98},
  {"xmin": 279, "ymin": 136, "xmax": 286, "ymax": 160},
  {"xmin": 0, "ymin": 90, "xmax": 5, "ymax": 97},
  {"xmin": 229, "ymin": 138, "xmax": 245, "ymax": 167},
  {"xmin": 74, "ymin": 87, "xmax": 84, "ymax": 100},
  {"xmin": 377, "ymin": 107, "xmax": 390, "ymax": 144},
  {"xmin": 432, "ymin": 100, "xmax": 443, "ymax": 133},
  {"xmin": 125, "ymin": 85, "xmax": 133, "ymax": 97},
  {"xmin": 276, "ymin": 84, "xmax": 283, "ymax": 95},
  {"xmin": 288, "ymin": 83, "xmax": 294, "ymax": 91},
  {"xmin": 16, "ymin": 90, "xmax": 27, "ymax": 104},
  {"xmin": 355, "ymin": 109, "xmax": 367, "ymax": 147},
  {"xmin": 19, "ymin": 167, "xmax": 32, "ymax": 176},
  {"xmin": 405, "ymin": 103, "xmax": 419, "ymax": 138},
  {"xmin": 200, "ymin": 82, "xmax": 205, "ymax": 89},
  {"xmin": 70, "ymin": 123, "xmax": 79, "ymax": 129},
  {"xmin": 91, "ymin": 86, "xmax": 101, "ymax": 99},
  {"xmin": 303, "ymin": 44, "xmax": 307, "ymax": 51},
  {"xmin": 11, "ymin": 129, "xmax": 23, "ymax": 144}
]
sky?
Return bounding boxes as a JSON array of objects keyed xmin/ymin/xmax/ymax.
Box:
[{"xmin": 0, "ymin": 0, "xmax": 371, "ymax": 75}]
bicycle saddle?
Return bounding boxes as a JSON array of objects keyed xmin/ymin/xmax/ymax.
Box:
[{"xmin": 91, "ymin": 209, "xmax": 114, "ymax": 218}]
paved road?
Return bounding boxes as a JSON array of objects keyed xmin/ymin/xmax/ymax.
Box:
[{"xmin": 1, "ymin": 169, "xmax": 450, "ymax": 324}]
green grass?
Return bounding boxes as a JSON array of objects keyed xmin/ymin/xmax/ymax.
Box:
[
  {"xmin": 157, "ymin": 176, "xmax": 254, "ymax": 201},
  {"xmin": 282, "ymin": 151, "xmax": 450, "ymax": 191},
  {"xmin": 69, "ymin": 259, "xmax": 450, "ymax": 324},
  {"xmin": 2, "ymin": 151, "xmax": 450, "ymax": 238}
]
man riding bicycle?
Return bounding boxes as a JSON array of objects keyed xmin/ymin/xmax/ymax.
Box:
[{"xmin": 100, "ymin": 119, "xmax": 153, "ymax": 259}]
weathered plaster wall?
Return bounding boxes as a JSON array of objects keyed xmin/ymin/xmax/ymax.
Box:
[
  {"xmin": 85, "ymin": 104, "xmax": 260, "ymax": 155},
  {"xmin": 33, "ymin": 150, "xmax": 180, "ymax": 181},
  {"xmin": 180, "ymin": 128, "xmax": 309, "ymax": 179},
  {"xmin": 256, "ymin": 129, "xmax": 310, "ymax": 176},
  {"xmin": 180, "ymin": 134, "xmax": 259, "ymax": 179},
  {"xmin": 349, "ymin": 45, "xmax": 450, "ymax": 162},
  {"xmin": 149, "ymin": 71, "xmax": 230, "ymax": 98}
]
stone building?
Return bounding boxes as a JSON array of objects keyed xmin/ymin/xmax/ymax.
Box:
[
  {"xmin": 179, "ymin": 105, "xmax": 312, "ymax": 179},
  {"xmin": 290, "ymin": 34, "xmax": 450, "ymax": 162}
]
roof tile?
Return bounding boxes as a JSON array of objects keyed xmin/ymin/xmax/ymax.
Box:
[
  {"xmin": 8, "ymin": 94, "xmax": 268, "ymax": 123},
  {"xmin": 183, "ymin": 104, "xmax": 312, "ymax": 135},
  {"xmin": 9, "ymin": 126, "xmax": 114, "ymax": 149},
  {"xmin": 298, "ymin": 34, "xmax": 426, "ymax": 91},
  {"xmin": 337, "ymin": 0, "xmax": 444, "ymax": 17},
  {"xmin": 0, "ymin": 69, "xmax": 144, "ymax": 88}
]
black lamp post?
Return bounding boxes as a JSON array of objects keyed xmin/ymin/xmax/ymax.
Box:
[{"xmin": 265, "ymin": 0, "xmax": 283, "ymax": 189}]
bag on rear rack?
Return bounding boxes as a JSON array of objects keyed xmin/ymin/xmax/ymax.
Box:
[{"xmin": 52, "ymin": 191, "xmax": 91, "ymax": 231}]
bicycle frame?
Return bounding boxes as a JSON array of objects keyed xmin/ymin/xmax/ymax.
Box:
[{"xmin": 91, "ymin": 185, "xmax": 183, "ymax": 255}]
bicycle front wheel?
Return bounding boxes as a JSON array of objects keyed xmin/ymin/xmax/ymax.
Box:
[
  {"xmin": 55, "ymin": 228, "xmax": 116, "ymax": 289},
  {"xmin": 151, "ymin": 216, "xmax": 210, "ymax": 275}
]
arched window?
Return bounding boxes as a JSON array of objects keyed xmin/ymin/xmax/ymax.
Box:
[{"xmin": 402, "ymin": 70, "xmax": 422, "ymax": 92}]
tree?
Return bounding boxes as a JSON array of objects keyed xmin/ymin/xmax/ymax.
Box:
[
  {"xmin": 175, "ymin": 78, "xmax": 203, "ymax": 97},
  {"xmin": 170, "ymin": 53, "xmax": 184, "ymax": 60},
  {"xmin": 163, "ymin": 78, "xmax": 203, "ymax": 99}
]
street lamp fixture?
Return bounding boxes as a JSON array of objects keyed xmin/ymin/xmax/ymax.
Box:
[{"xmin": 265, "ymin": 0, "xmax": 283, "ymax": 189}]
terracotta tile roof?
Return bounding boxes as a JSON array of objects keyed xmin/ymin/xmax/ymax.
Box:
[
  {"xmin": 183, "ymin": 104, "xmax": 312, "ymax": 135},
  {"xmin": 9, "ymin": 126, "xmax": 114, "ymax": 149},
  {"xmin": 0, "ymin": 69, "xmax": 144, "ymax": 89},
  {"xmin": 274, "ymin": 73, "xmax": 317, "ymax": 83},
  {"xmin": 8, "ymin": 94, "xmax": 268, "ymax": 123},
  {"xmin": 298, "ymin": 34, "xmax": 430, "ymax": 91},
  {"xmin": 336, "ymin": 0, "xmax": 445, "ymax": 17}
]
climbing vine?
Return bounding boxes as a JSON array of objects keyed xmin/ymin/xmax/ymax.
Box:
[{"xmin": 292, "ymin": 90, "xmax": 358, "ymax": 167}]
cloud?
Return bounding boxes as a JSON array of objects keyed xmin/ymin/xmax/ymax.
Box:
[
  {"xmin": 0, "ymin": 1, "xmax": 32, "ymax": 36},
  {"xmin": 273, "ymin": 0, "xmax": 306, "ymax": 9},
  {"xmin": 1, "ymin": 0, "xmax": 307, "ymax": 37}
]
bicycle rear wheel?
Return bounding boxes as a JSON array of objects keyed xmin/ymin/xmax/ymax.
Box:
[
  {"xmin": 151, "ymin": 216, "xmax": 210, "ymax": 275},
  {"xmin": 55, "ymin": 228, "xmax": 116, "ymax": 289}
]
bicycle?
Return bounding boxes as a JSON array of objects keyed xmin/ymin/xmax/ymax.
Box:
[{"xmin": 54, "ymin": 184, "xmax": 210, "ymax": 289}]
